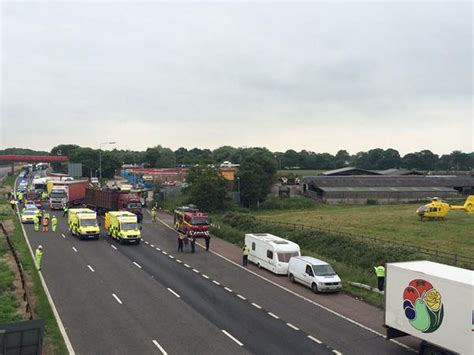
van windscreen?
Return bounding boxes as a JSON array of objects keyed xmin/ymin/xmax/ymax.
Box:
[
  {"xmin": 313, "ymin": 265, "xmax": 336, "ymax": 276},
  {"xmin": 277, "ymin": 252, "xmax": 299, "ymax": 263}
]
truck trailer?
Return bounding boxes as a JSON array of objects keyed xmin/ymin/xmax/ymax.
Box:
[
  {"xmin": 85, "ymin": 187, "xmax": 143, "ymax": 221},
  {"xmin": 384, "ymin": 261, "xmax": 473, "ymax": 355},
  {"xmin": 49, "ymin": 180, "xmax": 89, "ymax": 209}
]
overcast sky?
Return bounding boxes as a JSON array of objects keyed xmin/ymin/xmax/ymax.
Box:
[{"xmin": 0, "ymin": 1, "xmax": 472, "ymax": 155}]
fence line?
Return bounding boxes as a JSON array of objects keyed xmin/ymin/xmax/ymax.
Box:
[
  {"xmin": 0, "ymin": 222, "xmax": 34, "ymax": 320},
  {"xmin": 256, "ymin": 218, "xmax": 474, "ymax": 269}
]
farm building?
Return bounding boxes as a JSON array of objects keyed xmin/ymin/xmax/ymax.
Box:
[{"xmin": 301, "ymin": 175, "xmax": 474, "ymax": 204}]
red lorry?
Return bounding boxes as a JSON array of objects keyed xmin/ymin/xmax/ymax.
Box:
[
  {"xmin": 85, "ymin": 187, "xmax": 143, "ymax": 221},
  {"xmin": 173, "ymin": 206, "xmax": 210, "ymax": 237}
]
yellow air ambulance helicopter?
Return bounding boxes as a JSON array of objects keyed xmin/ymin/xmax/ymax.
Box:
[{"xmin": 416, "ymin": 195, "xmax": 474, "ymax": 220}]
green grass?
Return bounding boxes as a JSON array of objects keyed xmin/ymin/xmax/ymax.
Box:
[
  {"xmin": 277, "ymin": 169, "xmax": 324, "ymax": 177},
  {"xmin": 255, "ymin": 203, "xmax": 474, "ymax": 258},
  {"xmin": 0, "ymin": 176, "xmax": 67, "ymax": 354}
]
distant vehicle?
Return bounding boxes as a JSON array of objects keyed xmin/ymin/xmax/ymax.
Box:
[
  {"xmin": 24, "ymin": 191, "xmax": 42, "ymax": 208},
  {"xmin": 288, "ymin": 256, "xmax": 342, "ymax": 293},
  {"xmin": 173, "ymin": 206, "xmax": 209, "ymax": 237},
  {"xmin": 244, "ymin": 233, "xmax": 301, "ymax": 275},
  {"xmin": 49, "ymin": 180, "xmax": 89, "ymax": 209},
  {"xmin": 21, "ymin": 207, "xmax": 40, "ymax": 224},
  {"xmin": 36, "ymin": 162, "xmax": 49, "ymax": 170},
  {"xmin": 384, "ymin": 261, "xmax": 473, "ymax": 355},
  {"xmin": 416, "ymin": 195, "xmax": 474, "ymax": 220},
  {"xmin": 33, "ymin": 174, "xmax": 40, "ymax": 179},
  {"xmin": 85, "ymin": 187, "xmax": 143, "ymax": 221},
  {"xmin": 68, "ymin": 208, "xmax": 100, "ymax": 240},
  {"xmin": 90, "ymin": 177, "xmax": 99, "ymax": 185},
  {"xmin": 104, "ymin": 211, "xmax": 141, "ymax": 244}
]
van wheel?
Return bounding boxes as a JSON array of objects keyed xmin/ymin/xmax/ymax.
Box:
[
  {"xmin": 289, "ymin": 274, "xmax": 295, "ymax": 283},
  {"xmin": 312, "ymin": 283, "xmax": 319, "ymax": 294}
]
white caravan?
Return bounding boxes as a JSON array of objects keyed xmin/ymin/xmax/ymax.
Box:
[
  {"xmin": 244, "ymin": 233, "xmax": 301, "ymax": 275},
  {"xmin": 288, "ymin": 256, "xmax": 342, "ymax": 293}
]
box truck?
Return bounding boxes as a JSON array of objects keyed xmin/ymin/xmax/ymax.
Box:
[
  {"xmin": 49, "ymin": 180, "xmax": 89, "ymax": 209},
  {"xmin": 384, "ymin": 261, "xmax": 473, "ymax": 355}
]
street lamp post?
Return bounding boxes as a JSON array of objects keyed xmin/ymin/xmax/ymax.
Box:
[{"xmin": 99, "ymin": 142, "xmax": 116, "ymax": 180}]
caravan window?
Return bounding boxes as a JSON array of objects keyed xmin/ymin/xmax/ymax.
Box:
[
  {"xmin": 277, "ymin": 252, "xmax": 300, "ymax": 263},
  {"xmin": 252, "ymin": 242, "xmax": 256, "ymax": 251},
  {"xmin": 267, "ymin": 250, "xmax": 273, "ymax": 259}
]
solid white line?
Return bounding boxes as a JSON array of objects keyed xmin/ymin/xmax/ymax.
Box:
[
  {"xmin": 308, "ymin": 335, "xmax": 322, "ymax": 344},
  {"xmin": 221, "ymin": 330, "xmax": 243, "ymax": 347},
  {"xmin": 192, "ymin": 268, "xmax": 199, "ymax": 273},
  {"xmin": 212, "ymin": 280, "xmax": 220, "ymax": 285},
  {"xmin": 167, "ymin": 288, "xmax": 180, "ymax": 298},
  {"xmin": 162, "ymin": 251, "xmax": 168, "ymax": 255},
  {"xmin": 112, "ymin": 293, "xmax": 123, "ymax": 304},
  {"xmin": 176, "ymin": 259, "xmax": 182, "ymax": 263},
  {"xmin": 168, "ymin": 255, "xmax": 174, "ymax": 259},
  {"xmin": 286, "ymin": 323, "xmax": 299, "ymax": 330},
  {"xmin": 268, "ymin": 312, "xmax": 279, "ymax": 319},
  {"xmin": 111, "ymin": 244, "xmax": 117, "ymax": 250},
  {"xmin": 61, "ymin": 233, "xmax": 66, "ymax": 238},
  {"xmin": 133, "ymin": 261, "xmax": 142, "ymax": 269},
  {"xmin": 152, "ymin": 340, "xmax": 168, "ymax": 355},
  {"xmin": 237, "ymin": 294, "xmax": 246, "ymax": 300},
  {"xmin": 251, "ymin": 302, "xmax": 262, "ymax": 309},
  {"xmin": 184, "ymin": 263, "xmax": 190, "ymax": 268},
  {"xmin": 332, "ymin": 351, "xmax": 343, "ymax": 355},
  {"xmin": 202, "ymin": 274, "xmax": 209, "ymax": 279},
  {"xmin": 72, "ymin": 247, "xmax": 78, "ymax": 253},
  {"xmin": 87, "ymin": 265, "xmax": 95, "ymax": 273},
  {"xmin": 224, "ymin": 287, "xmax": 233, "ymax": 292}
]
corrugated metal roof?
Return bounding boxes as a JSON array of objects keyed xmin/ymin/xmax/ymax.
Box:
[
  {"xmin": 318, "ymin": 186, "xmax": 457, "ymax": 192},
  {"xmin": 322, "ymin": 167, "xmax": 380, "ymax": 176}
]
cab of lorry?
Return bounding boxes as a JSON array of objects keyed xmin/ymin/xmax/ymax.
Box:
[
  {"xmin": 288, "ymin": 256, "xmax": 342, "ymax": 293},
  {"xmin": 105, "ymin": 211, "xmax": 141, "ymax": 244},
  {"xmin": 68, "ymin": 208, "xmax": 100, "ymax": 240}
]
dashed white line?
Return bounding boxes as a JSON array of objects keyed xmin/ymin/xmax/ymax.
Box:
[
  {"xmin": 237, "ymin": 294, "xmax": 246, "ymax": 300},
  {"xmin": 111, "ymin": 244, "xmax": 117, "ymax": 250},
  {"xmin": 224, "ymin": 287, "xmax": 233, "ymax": 292},
  {"xmin": 176, "ymin": 259, "xmax": 182, "ymax": 263},
  {"xmin": 151, "ymin": 244, "xmax": 155, "ymax": 247},
  {"xmin": 156, "ymin": 247, "xmax": 161, "ymax": 251},
  {"xmin": 286, "ymin": 323, "xmax": 299, "ymax": 331},
  {"xmin": 152, "ymin": 340, "xmax": 167, "ymax": 355},
  {"xmin": 268, "ymin": 312, "xmax": 279, "ymax": 319},
  {"xmin": 192, "ymin": 268, "xmax": 199, "ymax": 273},
  {"xmin": 145, "ymin": 241, "xmax": 150, "ymax": 244},
  {"xmin": 332, "ymin": 351, "xmax": 343, "ymax": 355},
  {"xmin": 184, "ymin": 264, "xmax": 190, "ymax": 268},
  {"xmin": 167, "ymin": 288, "xmax": 180, "ymax": 298},
  {"xmin": 162, "ymin": 251, "xmax": 168, "ymax": 255},
  {"xmin": 61, "ymin": 234, "xmax": 66, "ymax": 239},
  {"xmin": 222, "ymin": 330, "xmax": 243, "ymax": 347},
  {"xmin": 202, "ymin": 274, "xmax": 209, "ymax": 279},
  {"xmin": 87, "ymin": 265, "xmax": 95, "ymax": 273},
  {"xmin": 112, "ymin": 293, "xmax": 123, "ymax": 304},
  {"xmin": 212, "ymin": 280, "xmax": 220, "ymax": 285},
  {"xmin": 251, "ymin": 302, "xmax": 262, "ymax": 309},
  {"xmin": 308, "ymin": 335, "xmax": 322, "ymax": 344},
  {"xmin": 168, "ymin": 255, "xmax": 174, "ymax": 259},
  {"xmin": 72, "ymin": 247, "xmax": 78, "ymax": 253},
  {"xmin": 133, "ymin": 261, "xmax": 142, "ymax": 269}
]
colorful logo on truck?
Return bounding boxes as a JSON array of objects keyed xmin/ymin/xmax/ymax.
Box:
[{"xmin": 403, "ymin": 279, "xmax": 444, "ymax": 333}]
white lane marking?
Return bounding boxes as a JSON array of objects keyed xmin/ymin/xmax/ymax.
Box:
[
  {"xmin": 332, "ymin": 351, "xmax": 343, "ymax": 355},
  {"xmin": 169, "ymin": 255, "xmax": 174, "ymax": 259},
  {"xmin": 212, "ymin": 280, "xmax": 220, "ymax": 285},
  {"xmin": 184, "ymin": 264, "xmax": 190, "ymax": 268},
  {"xmin": 87, "ymin": 265, "xmax": 95, "ymax": 273},
  {"xmin": 61, "ymin": 234, "xmax": 66, "ymax": 239},
  {"xmin": 72, "ymin": 247, "xmax": 78, "ymax": 253},
  {"xmin": 145, "ymin": 241, "xmax": 149, "ymax": 244},
  {"xmin": 286, "ymin": 323, "xmax": 299, "ymax": 331},
  {"xmin": 152, "ymin": 340, "xmax": 167, "ymax": 355},
  {"xmin": 268, "ymin": 312, "xmax": 279, "ymax": 319},
  {"xmin": 162, "ymin": 251, "xmax": 168, "ymax": 255},
  {"xmin": 156, "ymin": 247, "xmax": 161, "ymax": 251},
  {"xmin": 133, "ymin": 261, "xmax": 142, "ymax": 269},
  {"xmin": 251, "ymin": 302, "xmax": 262, "ymax": 309},
  {"xmin": 112, "ymin": 293, "xmax": 123, "ymax": 304},
  {"xmin": 192, "ymin": 268, "xmax": 199, "ymax": 273},
  {"xmin": 111, "ymin": 244, "xmax": 117, "ymax": 250},
  {"xmin": 308, "ymin": 335, "xmax": 322, "ymax": 344},
  {"xmin": 237, "ymin": 294, "xmax": 246, "ymax": 300},
  {"xmin": 221, "ymin": 330, "xmax": 243, "ymax": 347},
  {"xmin": 176, "ymin": 259, "xmax": 182, "ymax": 263},
  {"xmin": 224, "ymin": 287, "xmax": 233, "ymax": 292},
  {"xmin": 202, "ymin": 274, "xmax": 209, "ymax": 279},
  {"xmin": 151, "ymin": 244, "xmax": 155, "ymax": 247},
  {"xmin": 167, "ymin": 288, "xmax": 180, "ymax": 298}
]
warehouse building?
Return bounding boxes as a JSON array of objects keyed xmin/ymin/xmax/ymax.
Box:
[{"xmin": 301, "ymin": 175, "xmax": 474, "ymax": 204}]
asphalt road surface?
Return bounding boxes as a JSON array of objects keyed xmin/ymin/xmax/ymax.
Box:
[{"xmin": 18, "ymin": 180, "xmax": 415, "ymax": 354}]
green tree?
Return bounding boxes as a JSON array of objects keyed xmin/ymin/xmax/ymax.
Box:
[
  {"xmin": 144, "ymin": 146, "xmax": 176, "ymax": 167},
  {"xmin": 185, "ymin": 166, "xmax": 230, "ymax": 211}
]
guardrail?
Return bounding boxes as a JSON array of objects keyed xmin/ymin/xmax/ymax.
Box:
[
  {"xmin": 257, "ymin": 218, "xmax": 474, "ymax": 269},
  {"xmin": 0, "ymin": 222, "xmax": 34, "ymax": 320}
]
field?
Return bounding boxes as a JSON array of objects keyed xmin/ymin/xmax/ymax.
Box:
[
  {"xmin": 255, "ymin": 203, "xmax": 474, "ymax": 258},
  {"xmin": 277, "ymin": 169, "xmax": 324, "ymax": 177}
]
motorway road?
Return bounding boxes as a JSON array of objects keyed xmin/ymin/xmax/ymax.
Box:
[{"xmin": 18, "ymin": 181, "xmax": 414, "ymax": 354}]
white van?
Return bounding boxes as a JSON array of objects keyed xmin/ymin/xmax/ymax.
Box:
[
  {"xmin": 244, "ymin": 233, "xmax": 301, "ymax": 275},
  {"xmin": 288, "ymin": 256, "xmax": 342, "ymax": 293}
]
